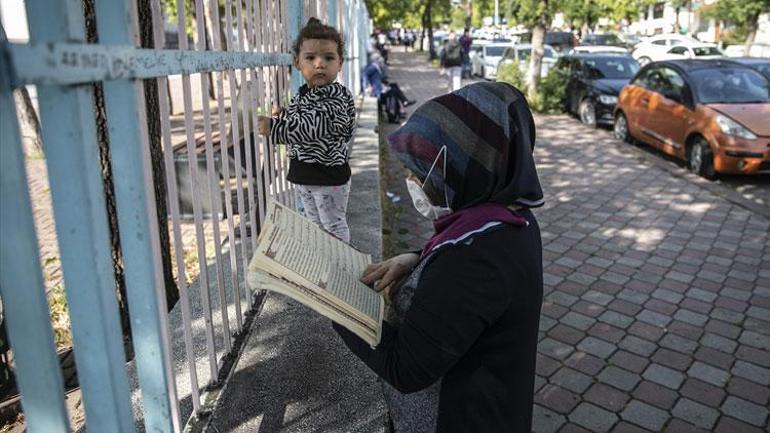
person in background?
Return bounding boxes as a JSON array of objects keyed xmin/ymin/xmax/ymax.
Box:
[
  {"xmin": 459, "ymin": 28, "xmax": 472, "ymax": 78},
  {"xmin": 257, "ymin": 18, "xmax": 355, "ymax": 243},
  {"xmin": 439, "ymin": 32, "xmax": 463, "ymax": 93},
  {"xmin": 334, "ymin": 81, "xmax": 544, "ymax": 433},
  {"xmin": 364, "ymin": 53, "xmax": 416, "ymax": 122}
]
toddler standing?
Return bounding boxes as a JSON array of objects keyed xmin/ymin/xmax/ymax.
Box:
[{"xmin": 258, "ymin": 18, "xmax": 356, "ymax": 243}]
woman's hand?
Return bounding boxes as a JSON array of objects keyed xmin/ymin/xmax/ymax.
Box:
[
  {"xmin": 271, "ymin": 105, "xmax": 284, "ymax": 117},
  {"xmin": 257, "ymin": 116, "xmax": 271, "ymax": 135},
  {"xmin": 361, "ymin": 253, "xmax": 420, "ymax": 298}
]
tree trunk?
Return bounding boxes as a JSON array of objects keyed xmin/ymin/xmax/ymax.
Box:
[
  {"xmin": 527, "ymin": 20, "xmax": 547, "ymax": 100},
  {"xmin": 14, "ymin": 86, "xmax": 43, "ymax": 157},
  {"xmin": 426, "ymin": 0, "xmax": 437, "ymax": 60},
  {"xmin": 137, "ymin": 0, "xmax": 179, "ymax": 311},
  {"xmin": 83, "ymin": 0, "xmax": 131, "ymax": 345},
  {"xmin": 744, "ymin": 12, "xmax": 760, "ymax": 54},
  {"xmin": 464, "ymin": 0, "xmax": 472, "ymax": 30}
]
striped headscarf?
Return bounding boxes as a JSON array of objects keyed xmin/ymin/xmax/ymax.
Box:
[{"xmin": 388, "ymin": 81, "xmax": 544, "ymax": 211}]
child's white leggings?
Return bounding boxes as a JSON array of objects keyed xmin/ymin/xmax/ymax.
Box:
[{"xmin": 295, "ymin": 181, "xmax": 351, "ymax": 243}]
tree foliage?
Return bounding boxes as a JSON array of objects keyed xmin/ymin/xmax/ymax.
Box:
[{"xmin": 703, "ymin": 0, "xmax": 770, "ymax": 46}]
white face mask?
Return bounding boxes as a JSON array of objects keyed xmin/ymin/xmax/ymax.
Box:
[{"xmin": 405, "ymin": 146, "xmax": 452, "ymax": 220}]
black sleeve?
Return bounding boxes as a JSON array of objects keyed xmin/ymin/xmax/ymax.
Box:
[{"xmin": 333, "ymin": 245, "xmax": 511, "ymax": 393}]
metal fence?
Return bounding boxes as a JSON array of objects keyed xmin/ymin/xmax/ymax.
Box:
[{"xmin": 0, "ymin": 0, "xmax": 371, "ymax": 431}]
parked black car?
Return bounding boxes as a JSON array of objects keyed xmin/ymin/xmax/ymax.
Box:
[
  {"xmin": 725, "ymin": 57, "xmax": 770, "ymax": 79},
  {"xmin": 520, "ymin": 31, "xmax": 578, "ymax": 55},
  {"xmin": 555, "ymin": 53, "xmax": 641, "ymax": 127},
  {"xmin": 581, "ymin": 33, "xmax": 624, "ymax": 47}
]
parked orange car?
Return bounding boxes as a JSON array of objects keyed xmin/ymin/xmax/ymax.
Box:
[{"xmin": 614, "ymin": 59, "xmax": 770, "ymax": 178}]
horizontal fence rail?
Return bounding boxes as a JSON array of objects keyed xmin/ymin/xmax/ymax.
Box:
[{"xmin": 0, "ymin": 0, "xmax": 371, "ymax": 431}]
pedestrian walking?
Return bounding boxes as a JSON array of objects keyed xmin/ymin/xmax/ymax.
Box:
[
  {"xmin": 257, "ymin": 18, "xmax": 356, "ymax": 243},
  {"xmin": 439, "ymin": 33, "xmax": 463, "ymax": 92},
  {"xmin": 334, "ymin": 81, "xmax": 545, "ymax": 432}
]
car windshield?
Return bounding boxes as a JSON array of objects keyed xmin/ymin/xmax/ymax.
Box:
[
  {"xmin": 693, "ymin": 46, "xmax": 721, "ymax": 56},
  {"xmin": 518, "ymin": 48, "xmax": 555, "ymax": 61},
  {"xmin": 486, "ymin": 46, "xmax": 506, "ymax": 57},
  {"xmin": 583, "ymin": 58, "xmax": 640, "ymax": 79},
  {"xmin": 691, "ymin": 68, "xmax": 770, "ymax": 104},
  {"xmin": 546, "ymin": 33, "xmax": 572, "ymax": 45}
]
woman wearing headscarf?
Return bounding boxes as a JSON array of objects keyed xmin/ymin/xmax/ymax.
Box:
[{"xmin": 333, "ymin": 81, "xmax": 544, "ymax": 433}]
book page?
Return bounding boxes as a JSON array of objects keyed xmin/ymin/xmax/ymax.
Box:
[{"xmin": 255, "ymin": 200, "xmax": 382, "ymax": 327}]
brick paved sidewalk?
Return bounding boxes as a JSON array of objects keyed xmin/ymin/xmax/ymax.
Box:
[{"xmin": 381, "ymin": 47, "xmax": 769, "ymax": 433}]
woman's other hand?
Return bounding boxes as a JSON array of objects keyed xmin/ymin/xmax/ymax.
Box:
[
  {"xmin": 257, "ymin": 116, "xmax": 271, "ymax": 135},
  {"xmin": 361, "ymin": 253, "xmax": 419, "ymax": 298},
  {"xmin": 271, "ymin": 105, "xmax": 284, "ymax": 117}
]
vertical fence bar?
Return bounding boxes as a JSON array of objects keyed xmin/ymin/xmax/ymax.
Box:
[
  {"xmin": 94, "ymin": 0, "xmax": 180, "ymax": 430},
  {"xmin": 0, "ymin": 27, "xmax": 70, "ymax": 433},
  {"xmin": 23, "ymin": 0, "xmax": 139, "ymax": 431},
  {"xmin": 223, "ymin": 0, "xmax": 252, "ymax": 311},
  {"xmin": 150, "ymin": 0, "xmax": 202, "ymax": 413},
  {"xmin": 194, "ymin": 0, "xmax": 232, "ymax": 354},
  {"xmin": 328, "ymin": 0, "xmax": 337, "ymax": 27},
  {"xmin": 207, "ymin": 0, "xmax": 244, "ymax": 331},
  {"xmin": 175, "ymin": 0, "xmax": 220, "ymax": 385}
]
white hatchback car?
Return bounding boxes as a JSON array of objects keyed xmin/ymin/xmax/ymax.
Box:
[
  {"xmin": 470, "ymin": 42, "xmax": 513, "ymax": 80},
  {"xmin": 631, "ymin": 34, "xmax": 701, "ymax": 66},
  {"xmin": 497, "ymin": 44, "xmax": 557, "ymax": 78},
  {"xmin": 659, "ymin": 43, "xmax": 724, "ymax": 61}
]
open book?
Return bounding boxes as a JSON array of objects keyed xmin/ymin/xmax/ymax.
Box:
[{"xmin": 247, "ymin": 199, "xmax": 384, "ymax": 346}]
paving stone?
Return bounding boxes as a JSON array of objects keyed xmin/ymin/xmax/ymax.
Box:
[
  {"xmin": 618, "ymin": 289, "xmax": 650, "ymax": 305},
  {"xmin": 532, "ymin": 403, "xmax": 566, "ymax": 433},
  {"xmin": 642, "ymin": 363, "xmax": 685, "ymax": 390},
  {"xmin": 586, "ymin": 256, "xmax": 613, "ymax": 268},
  {"xmin": 555, "ymin": 257, "xmax": 582, "ymax": 269},
  {"xmin": 618, "ymin": 335, "xmax": 656, "ymax": 357},
  {"xmin": 609, "ymin": 350, "xmax": 649, "ymax": 374},
  {"xmin": 686, "ymin": 288, "xmax": 717, "ymax": 303},
  {"xmin": 551, "ymin": 367, "xmax": 593, "ymax": 394},
  {"xmin": 539, "ymin": 338, "xmax": 575, "ymax": 361},
  {"xmin": 540, "ymin": 315, "xmax": 558, "ymax": 332},
  {"xmin": 543, "ymin": 272, "xmax": 564, "ymax": 287},
  {"xmin": 566, "ymin": 272, "xmax": 598, "ymax": 286},
  {"xmin": 568, "ymin": 403, "xmax": 618, "ymax": 433},
  {"xmin": 600, "ymin": 271, "xmax": 630, "ymax": 285},
  {"xmin": 671, "ymin": 398, "xmax": 720, "ymax": 430},
  {"xmin": 632, "ymin": 380, "xmax": 678, "ymax": 410},
  {"xmin": 577, "ymin": 336, "xmax": 617, "ymax": 359},
  {"xmin": 543, "ymin": 302, "xmax": 570, "ymax": 319},
  {"xmin": 721, "ymin": 287, "xmax": 751, "ymax": 301},
  {"xmin": 548, "ymin": 291, "xmax": 580, "ymax": 307},
  {"xmin": 680, "ymin": 378, "xmax": 726, "ymax": 407},
  {"xmin": 620, "ymin": 400, "xmax": 669, "ymax": 432},
  {"xmin": 609, "ymin": 421, "xmax": 649, "ymax": 433},
  {"xmin": 561, "ymin": 312, "xmax": 596, "ymax": 331},
  {"xmin": 705, "ymin": 319, "xmax": 741, "ymax": 339},
  {"xmin": 598, "ymin": 311, "xmax": 633, "ymax": 329},
  {"xmin": 651, "ymin": 348, "xmax": 692, "ymax": 371},
  {"xmin": 548, "ymin": 324, "xmax": 585, "ymax": 345},
  {"xmin": 739, "ymin": 330, "xmax": 770, "ymax": 351},
  {"xmin": 727, "ymin": 376, "xmax": 770, "ymax": 405},
  {"xmin": 693, "ymin": 346, "xmax": 735, "ymax": 370},
  {"xmin": 666, "ymin": 270, "xmax": 694, "ymax": 284},
  {"xmin": 570, "ymin": 300, "xmax": 603, "ymax": 317},
  {"xmin": 534, "ymin": 384, "xmax": 580, "ymax": 415},
  {"xmin": 668, "ymin": 321, "xmax": 704, "ymax": 340},
  {"xmin": 714, "ymin": 417, "xmax": 766, "ymax": 433},
  {"xmin": 660, "ymin": 333, "xmax": 698, "ymax": 355},
  {"xmin": 636, "ymin": 310, "xmax": 672, "ymax": 327},
  {"xmin": 607, "ymin": 299, "xmax": 641, "ymax": 317},
  {"xmin": 731, "ymin": 360, "xmax": 770, "ymax": 386},
  {"xmin": 616, "ymin": 256, "xmax": 644, "ymax": 268},
  {"xmin": 627, "ymin": 321, "xmax": 665, "ymax": 341},
  {"xmin": 584, "ymin": 290, "xmax": 614, "ymax": 306},
  {"xmin": 588, "ymin": 323, "xmax": 624, "ymax": 344},
  {"xmin": 663, "ymin": 418, "xmax": 709, "ymax": 433},
  {"xmin": 674, "ymin": 309, "xmax": 709, "ymax": 327},
  {"xmin": 699, "ymin": 332, "xmax": 738, "ymax": 354},
  {"xmin": 583, "ymin": 383, "xmax": 630, "ymax": 412},
  {"xmin": 652, "ymin": 288, "xmax": 684, "ymax": 304},
  {"xmin": 687, "ymin": 361, "xmax": 730, "ymax": 387},
  {"xmin": 565, "ymin": 351, "xmax": 604, "ymax": 376},
  {"xmin": 736, "ymin": 345, "xmax": 770, "ymax": 368},
  {"xmin": 598, "ymin": 366, "xmax": 641, "ymax": 392},
  {"xmin": 721, "ymin": 396, "xmax": 768, "ymax": 427}
]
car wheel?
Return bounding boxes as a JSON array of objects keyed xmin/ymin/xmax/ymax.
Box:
[
  {"xmin": 688, "ymin": 137, "xmax": 716, "ymax": 180},
  {"xmin": 638, "ymin": 56, "xmax": 652, "ymax": 66},
  {"xmin": 579, "ymin": 99, "xmax": 597, "ymax": 128},
  {"xmin": 614, "ymin": 112, "xmax": 631, "ymax": 142}
]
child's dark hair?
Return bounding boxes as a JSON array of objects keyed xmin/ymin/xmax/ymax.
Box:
[{"xmin": 292, "ymin": 17, "xmax": 345, "ymax": 60}]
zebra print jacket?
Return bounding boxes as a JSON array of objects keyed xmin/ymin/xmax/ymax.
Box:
[{"xmin": 270, "ymin": 82, "xmax": 356, "ymax": 167}]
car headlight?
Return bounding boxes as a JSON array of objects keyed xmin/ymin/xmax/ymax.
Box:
[
  {"xmin": 715, "ymin": 114, "xmax": 757, "ymax": 140},
  {"xmin": 598, "ymin": 95, "xmax": 618, "ymax": 105}
]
